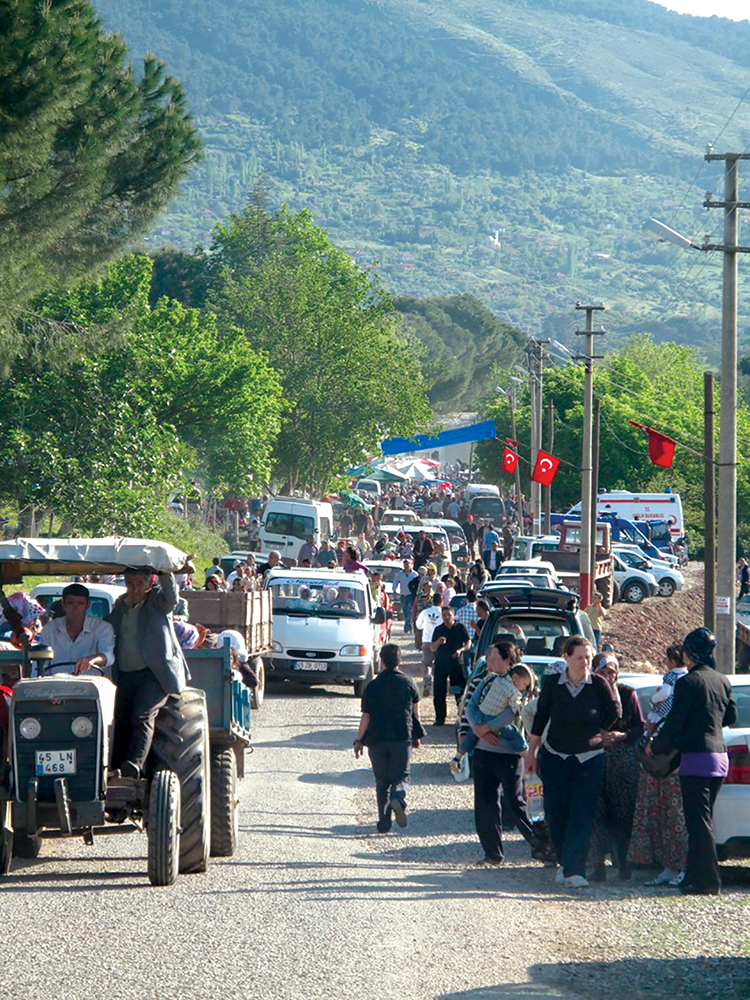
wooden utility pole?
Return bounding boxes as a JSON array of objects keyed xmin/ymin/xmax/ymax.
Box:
[
  {"xmin": 590, "ymin": 397, "xmax": 601, "ymax": 587},
  {"xmin": 508, "ymin": 387, "xmax": 523, "ymax": 521},
  {"xmin": 704, "ymin": 370, "xmax": 716, "ymax": 633},
  {"xmin": 575, "ymin": 303, "xmax": 605, "ymax": 611},
  {"xmin": 703, "ymin": 151, "xmax": 750, "ymax": 671},
  {"xmin": 544, "ymin": 398, "xmax": 554, "ymax": 533}
]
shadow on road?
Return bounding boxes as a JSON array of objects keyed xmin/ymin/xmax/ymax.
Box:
[{"xmin": 519, "ymin": 956, "xmax": 750, "ymax": 999}]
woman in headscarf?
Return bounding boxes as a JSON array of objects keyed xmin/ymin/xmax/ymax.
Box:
[
  {"xmin": 587, "ymin": 652, "xmax": 644, "ymax": 881},
  {"xmin": 649, "ymin": 628, "xmax": 737, "ymax": 895}
]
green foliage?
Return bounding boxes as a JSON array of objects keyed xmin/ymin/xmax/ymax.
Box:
[
  {"xmin": 95, "ymin": 0, "xmax": 750, "ymax": 357},
  {"xmin": 205, "ymin": 200, "xmax": 432, "ymax": 493},
  {"xmin": 477, "ymin": 335, "xmax": 750, "ymax": 545},
  {"xmin": 0, "ymin": 255, "xmax": 285, "ymax": 532},
  {"xmin": 0, "ymin": 0, "xmax": 200, "ymax": 336},
  {"xmin": 153, "ymin": 510, "xmax": 229, "ymax": 578},
  {"xmin": 393, "ymin": 294, "xmax": 528, "ymax": 411}
]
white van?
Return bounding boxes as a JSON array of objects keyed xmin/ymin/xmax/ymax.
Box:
[
  {"xmin": 356, "ymin": 478, "xmax": 381, "ymax": 497},
  {"xmin": 568, "ymin": 490, "xmax": 685, "ymax": 541},
  {"xmin": 259, "ymin": 497, "xmax": 334, "ymax": 562},
  {"xmin": 263, "ymin": 568, "xmax": 388, "ymax": 695},
  {"xmin": 464, "ymin": 483, "xmax": 500, "ymax": 502}
]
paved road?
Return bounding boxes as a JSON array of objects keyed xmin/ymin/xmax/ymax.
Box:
[{"xmin": 0, "ymin": 624, "xmax": 746, "ymax": 1000}]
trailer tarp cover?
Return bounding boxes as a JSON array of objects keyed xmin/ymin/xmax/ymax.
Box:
[{"xmin": 0, "ymin": 537, "xmax": 190, "ymax": 580}]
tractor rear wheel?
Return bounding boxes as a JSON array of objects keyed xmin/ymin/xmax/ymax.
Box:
[
  {"xmin": 250, "ymin": 657, "xmax": 265, "ymax": 709},
  {"xmin": 152, "ymin": 689, "xmax": 211, "ymax": 874},
  {"xmin": 210, "ymin": 747, "xmax": 238, "ymax": 857},
  {"xmin": 147, "ymin": 770, "xmax": 180, "ymax": 886}
]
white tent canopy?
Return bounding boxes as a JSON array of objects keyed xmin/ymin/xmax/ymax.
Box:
[{"xmin": 0, "ymin": 537, "xmax": 191, "ymax": 581}]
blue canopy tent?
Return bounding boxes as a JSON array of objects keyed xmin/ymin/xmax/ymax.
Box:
[{"xmin": 381, "ymin": 420, "xmax": 496, "ymax": 457}]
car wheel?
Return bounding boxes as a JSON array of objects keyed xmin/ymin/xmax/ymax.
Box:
[
  {"xmin": 658, "ymin": 578, "xmax": 676, "ymax": 598},
  {"xmin": 623, "ymin": 580, "xmax": 646, "ymax": 604}
]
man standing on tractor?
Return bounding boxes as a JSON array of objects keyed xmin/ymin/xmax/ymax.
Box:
[
  {"xmin": 107, "ymin": 568, "xmax": 189, "ymax": 779},
  {"xmin": 38, "ymin": 583, "xmax": 115, "ymax": 676}
]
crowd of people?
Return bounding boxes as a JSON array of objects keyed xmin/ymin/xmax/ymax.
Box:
[
  {"xmin": 346, "ymin": 482, "xmax": 738, "ymax": 898},
  {"xmin": 357, "ymin": 625, "xmax": 737, "ymax": 896}
]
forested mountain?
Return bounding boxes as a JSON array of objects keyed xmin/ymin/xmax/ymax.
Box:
[{"xmin": 94, "ymin": 0, "xmax": 750, "ymax": 358}]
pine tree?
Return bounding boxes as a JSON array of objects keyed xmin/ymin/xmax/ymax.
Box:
[{"xmin": 0, "ymin": 0, "xmax": 201, "ymax": 331}]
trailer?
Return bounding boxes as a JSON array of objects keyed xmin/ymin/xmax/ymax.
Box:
[{"xmin": 181, "ymin": 588, "xmax": 272, "ymax": 708}]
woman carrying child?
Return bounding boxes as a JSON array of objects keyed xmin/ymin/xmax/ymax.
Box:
[{"xmin": 464, "ymin": 642, "xmax": 553, "ymax": 865}]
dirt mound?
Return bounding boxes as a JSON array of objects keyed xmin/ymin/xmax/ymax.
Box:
[{"xmin": 602, "ymin": 563, "xmax": 704, "ymax": 672}]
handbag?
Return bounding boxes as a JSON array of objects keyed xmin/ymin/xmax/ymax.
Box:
[{"xmin": 634, "ymin": 732, "xmax": 680, "ymax": 779}]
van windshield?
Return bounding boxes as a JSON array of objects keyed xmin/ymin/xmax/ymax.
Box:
[
  {"xmin": 268, "ymin": 579, "xmax": 367, "ymax": 618},
  {"xmin": 265, "ymin": 512, "xmax": 314, "ymax": 540},
  {"xmin": 470, "ymin": 497, "xmax": 505, "ymax": 520}
]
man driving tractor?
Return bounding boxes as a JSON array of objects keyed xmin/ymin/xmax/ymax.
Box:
[{"xmin": 38, "ymin": 583, "xmax": 115, "ymax": 677}]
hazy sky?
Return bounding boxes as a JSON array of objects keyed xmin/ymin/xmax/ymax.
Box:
[{"xmin": 650, "ymin": 0, "xmax": 749, "ymax": 18}]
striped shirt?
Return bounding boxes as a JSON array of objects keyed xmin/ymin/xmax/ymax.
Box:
[{"xmin": 455, "ymin": 602, "xmax": 479, "ymax": 630}]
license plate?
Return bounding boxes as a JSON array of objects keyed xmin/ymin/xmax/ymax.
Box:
[
  {"xmin": 294, "ymin": 660, "xmax": 328, "ymax": 671},
  {"xmin": 35, "ymin": 750, "xmax": 76, "ymax": 775}
]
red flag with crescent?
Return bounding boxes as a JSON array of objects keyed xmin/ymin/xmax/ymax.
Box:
[
  {"xmin": 531, "ymin": 450, "xmax": 561, "ymax": 486},
  {"xmin": 501, "ymin": 447, "xmax": 518, "ymax": 474}
]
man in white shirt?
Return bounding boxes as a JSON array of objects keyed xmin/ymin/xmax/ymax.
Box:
[
  {"xmin": 392, "ymin": 559, "xmax": 418, "ymax": 633},
  {"xmin": 38, "ymin": 584, "xmax": 115, "ymax": 676},
  {"xmin": 415, "ymin": 593, "xmax": 445, "ymax": 693}
]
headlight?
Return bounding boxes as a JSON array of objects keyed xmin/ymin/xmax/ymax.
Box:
[
  {"xmin": 340, "ymin": 644, "xmax": 367, "ymax": 657},
  {"xmin": 272, "ymin": 640, "xmax": 283, "ymax": 653},
  {"xmin": 71, "ymin": 716, "xmax": 94, "ymax": 738},
  {"xmin": 19, "ymin": 718, "xmax": 41, "ymax": 739}
]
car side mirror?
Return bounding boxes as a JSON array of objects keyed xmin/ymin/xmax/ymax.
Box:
[{"xmin": 373, "ymin": 607, "xmax": 386, "ymax": 625}]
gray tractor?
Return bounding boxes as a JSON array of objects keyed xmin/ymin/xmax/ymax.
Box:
[{"xmin": 0, "ymin": 538, "xmax": 211, "ymax": 886}]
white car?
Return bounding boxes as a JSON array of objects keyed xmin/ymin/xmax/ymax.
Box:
[
  {"xmin": 379, "ymin": 510, "xmax": 421, "ymax": 528},
  {"xmin": 621, "ymin": 672, "xmax": 750, "ymax": 860},
  {"xmin": 614, "ymin": 546, "xmax": 685, "ymax": 598},
  {"xmin": 612, "ymin": 552, "xmax": 658, "ymax": 604},
  {"xmin": 31, "ymin": 582, "xmax": 126, "ymax": 618}
]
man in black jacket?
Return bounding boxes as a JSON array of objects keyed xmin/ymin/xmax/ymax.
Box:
[
  {"xmin": 353, "ymin": 644, "xmax": 423, "ymax": 832},
  {"xmin": 651, "ymin": 627, "xmax": 737, "ymax": 895}
]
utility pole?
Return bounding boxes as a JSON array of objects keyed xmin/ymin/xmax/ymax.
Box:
[
  {"xmin": 508, "ymin": 386, "xmax": 523, "ymax": 519},
  {"xmin": 704, "ymin": 370, "xmax": 716, "ymax": 633},
  {"xmin": 545, "ymin": 398, "xmax": 554, "ymax": 533},
  {"xmin": 529, "ymin": 339, "xmax": 547, "ymax": 536},
  {"xmin": 575, "ymin": 303, "xmax": 605, "ymax": 611},
  {"xmin": 590, "ymin": 397, "xmax": 601, "ymax": 587},
  {"xmin": 704, "ymin": 151, "xmax": 750, "ymax": 673}
]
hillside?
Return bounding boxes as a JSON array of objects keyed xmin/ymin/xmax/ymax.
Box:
[{"xmin": 94, "ymin": 0, "xmax": 750, "ymax": 358}]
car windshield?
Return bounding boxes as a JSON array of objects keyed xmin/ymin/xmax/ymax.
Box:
[
  {"xmin": 373, "ymin": 564, "xmax": 401, "ymax": 585},
  {"xmin": 33, "ymin": 593, "xmax": 110, "ymax": 618},
  {"xmin": 493, "ymin": 615, "xmax": 572, "ymax": 657},
  {"xmin": 381, "ymin": 512, "xmax": 417, "ymax": 525},
  {"xmin": 269, "ymin": 579, "xmax": 366, "ymax": 618}
]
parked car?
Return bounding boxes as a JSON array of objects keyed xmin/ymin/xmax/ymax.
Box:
[
  {"xmin": 621, "ymin": 672, "xmax": 750, "ymax": 860},
  {"xmin": 263, "ymin": 568, "xmax": 389, "ymax": 696},
  {"xmin": 612, "ymin": 552, "xmax": 658, "ymax": 604},
  {"xmin": 362, "ymin": 559, "xmax": 402, "ymax": 596},
  {"xmin": 493, "ymin": 560, "xmax": 563, "ymax": 589},
  {"xmin": 613, "ymin": 545, "xmax": 684, "ymax": 598}
]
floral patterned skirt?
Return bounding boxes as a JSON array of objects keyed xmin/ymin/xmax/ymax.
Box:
[{"xmin": 627, "ymin": 769, "xmax": 688, "ymax": 872}]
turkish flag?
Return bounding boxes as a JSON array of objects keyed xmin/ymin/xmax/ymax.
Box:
[
  {"xmin": 531, "ymin": 450, "xmax": 561, "ymax": 486},
  {"xmin": 629, "ymin": 422, "xmax": 676, "ymax": 469},
  {"xmin": 501, "ymin": 447, "xmax": 518, "ymax": 474}
]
